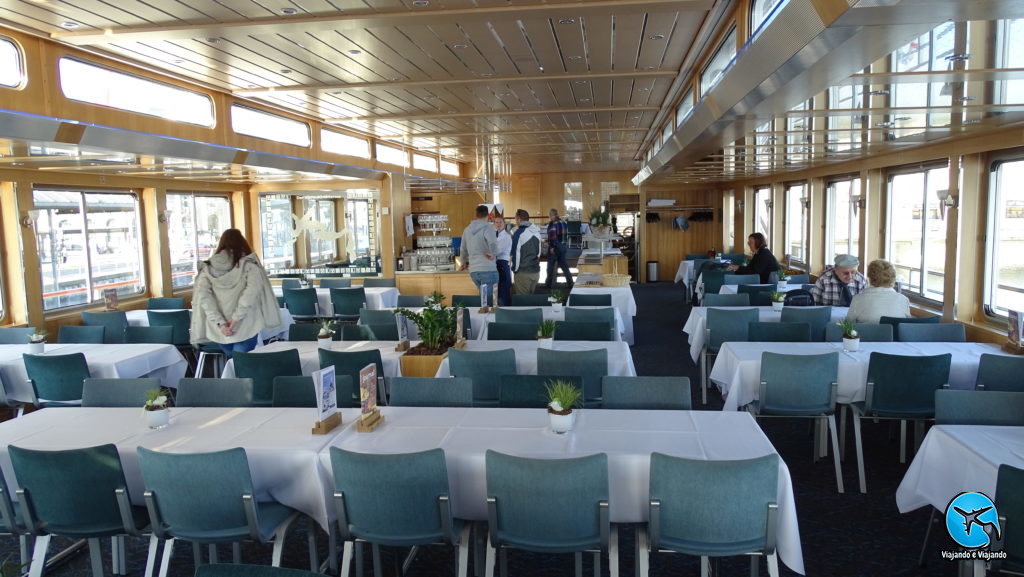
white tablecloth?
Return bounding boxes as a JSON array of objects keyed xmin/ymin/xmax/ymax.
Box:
[
  {"xmin": 580, "ymin": 246, "xmax": 623, "ymax": 257},
  {"xmin": 434, "ymin": 340, "xmax": 636, "ymax": 378},
  {"xmin": 719, "ymin": 283, "xmax": 793, "ymax": 295},
  {"xmin": 272, "ymin": 287, "xmax": 399, "ymax": 315},
  {"xmin": 325, "ymin": 407, "xmax": 804, "ymax": 574},
  {"xmin": 569, "ymin": 286, "xmax": 636, "ymax": 345},
  {"xmin": 221, "ymin": 340, "xmax": 405, "ymax": 379},
  {"xmin": 0, "ymin": 343, "xmax": 188, "ymax": 403},
  {"xmin": 683, "ymin": 306, "xmax": 849, "ymax": 362},
  {"xmin": 126, "ymin": 308, "xmax": 294, "ymax": 343},
  {"xmin": 709, "ymin": 341, "xmax": 1010, "ymax": 411},
  {"xmin": 674, "ymin": 260, "xmax": 694, "ymax": 286}
]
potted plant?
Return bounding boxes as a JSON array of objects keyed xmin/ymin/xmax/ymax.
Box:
[
  {"xmin": 548, "ymin": 290, "xmax": 565, "ymax": 313},
  {"xmin": 589, "ymin": 209, "xmax": 611, "ymax": 235},
  {"xmin": 143, "ymin": 388, "xmax": 171, "ymax": 429},
  {"xmin": 317, "ymin": 319, "xmax": 335, "ymax": 349},
  {"xmin": 537, "ymin": 320, "xmax": 556, "ymax": 349},
  {"xmin": 394, "ymin": 292, "xmax": 461, "ymax": 377},
  {"xmin": 770, "ymin": 291, "xmax": 786, "ymax": 312},
  {"xmin": 776, "ymin": 269, "xmax": 789, "ymax": 290},
  {"xmin": 28, "ymin": 330, "xmax": 47, "ymax": 354},
  {"xmin": 838, "ymin": 318, "xmax": 859, "ymax": 351},
  {"xmin": 545, "ymin": 379, "xmax": 582, "ymax": 434}
]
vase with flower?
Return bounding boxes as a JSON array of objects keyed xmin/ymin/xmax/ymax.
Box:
[
  {"xmin": 770, "ymin": 291, "xmax": 785, "ymax": 312},
  {"xmin": 317, "ymin": 319, "xmax": 335, "ymax": 349},
  {"xmin": 28, "ymin": 330, "xmax": 46, "ymax": 354},
  {"xmin": 395, "ymin": 292, "xmax": 463, "ymax": 377},
  {"xmin": 537, "ymin": 319, "xmax": 556, "ymax": 349},
  {"xmin": 143, "ymin": 388, "xmax": 171, "ymax": 429},
  {"xmin": 548, "ymin": 290, "xmax": 565, "ymax": 313},
  {"xmin": 546, "ymin": 379, "xmax": 582, "ymax": 434},
  {"xmin": 838, "ymin": 319, "xmax": 859, "ymax": 351}
]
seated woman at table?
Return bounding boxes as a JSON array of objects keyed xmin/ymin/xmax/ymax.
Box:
[
  {"xmin": 845, "ymin": 259, "xmax": 910, "ymax": 324},
  {"xmin": 726, "ymin": 232, "xmax": 779, "ymax": 283}
]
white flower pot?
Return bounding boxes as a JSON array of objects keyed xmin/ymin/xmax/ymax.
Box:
[
  {"xmin": 843, "ymin": 338, "xmax": 860, "ymax": 352},
  {"xmin": 318, "ymin": 337, "xmax": 332, "ymax": 349},
  {"xmin": 537, "ymin": 337, "xmax": 553, "ymax": 349},
  {"xmin": 549, "ymin": 410, "xmax": 575, "ymax": 434},
  {"xmin": 28, "ymin": 342, "xmax": 44, "ymax": 354},
  {"xmin": 777, "ymin": 282, "xmax": 788, "ymax": 292},
  {"xmin": 551, "ymin": 302, "xmax": 563, "ymax": 314},
  {"xmin": 771, "ymin": 301, "xmax": 784, "ymax": 312},
  {"xmin": 145, "ymin": 409, "xmax": 169, "ymax": 429}
]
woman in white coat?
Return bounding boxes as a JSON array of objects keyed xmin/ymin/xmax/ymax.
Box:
[{"xmin": 846, "ymin": 259, "xmax": 910, "ymax": 324}]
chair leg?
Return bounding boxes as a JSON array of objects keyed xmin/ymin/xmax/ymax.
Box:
[
  {"xmin": 838, "ymin": 405, "xmax": 847, "ymax": 462},
  {"xmin": 340, "ymin": 541, "xmax": 354, "ymax": 577},
  {"xmin": 307, "ymin": 522, "xmax": 318, "ymax": 572},
  {"xmin": 919, "ymin": 508, "xmax": 938, "ymax": 567},
  {"xmin": 636, "ymin": 528, "xmax": 649, "ymax": 577},
  {"xmin": 192, "ymin": 542, "xmax": 202, "ymax": 568},
  {"xmin": 208, "ymin": 544, "xmax": 218, "ymax": 564},
  {"xmin": 28, "ymin": 534, "xmax": 50, "ymax": 577},
  {"xmin": 766, "ymin": 552, "xmax": 780, "ymax": 577},
  {"xmin": 500, "ymin": 548, "xmax": 509, "ymax": 577},
  {"xmin": 143, "ymin": 535, "xmax": 161, "ymax": 577},
  {"xmin": 899, "ymin": 420, "xmax": 908, "ymax": 464},
  {"xmin": 852, "ymin": 413, "xmax": 867, "ymax": 493},
  {"xmin": 88, "ymin": 537, "xmax": 104, "ymax": 577},
  {"xmin": 609, "ymin": 525, "xmax": 619, "ymax": 577},
  {"xmin": 593, "ymin": 550, "xmax": 600, "ymax": 577},
  {"xmin": 327, "ymin": 525, "xmax": 339, "ymax": 575},
  {"xmin": 232, "ymin": 542, "xmax": 241, "ymax": 564},
  {"xmin": 828, "ymin": 414, "xmax": 844, "ymax": 493},
  {"xmin": 574, "ymin": 551, "xmax": 583, "ymax": 577},
  {"xmin": 111, "ymin": 536, "xmax": 122, "ymax": 575},
  {"xmin": 19, "ymin": 535, "xmax": 30, "ymax": 570},
  {"xmin": 700, "ymin": 352, "xmax": 708, "ymax": 405},
  {"xmin": 371, "ymin": 543, "xmax": 383, "ymax": 577},
  {"xmin": 484, "ymin": 541, "xmax": 496, "ymax": 577},
  {"xmin": 750, "ymin": 555, "xmax": 758, "ymax": 577},
  {"xmin": 474, "ymin": 522, "xmax": 486, "ymax": 577},
  {"xmin": 700, "ymin": 556, "xmax": 711, "ymax": 577},
  {"xmin": 456, "ymin": 524, "xmax": 471, "ymax": 577},
  {"xmin": 158, "ymin": 538, "xmax": 175, "ymax": 577}
]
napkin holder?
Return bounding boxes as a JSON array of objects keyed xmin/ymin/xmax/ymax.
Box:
[
  {"xmin": 357, "ymin": 408, "xmax": 384, "ymax": 432},
  {"xmin": 311, "ymin": 412, "xmax": 341, "ymax": 435}
]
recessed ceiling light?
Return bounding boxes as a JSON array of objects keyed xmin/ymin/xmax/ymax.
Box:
[
  {"xmin": 59, "ymin": 21, "xmax": 79, "ymax": 29},
  {"xmin": 280, "ymin": 68, "xmax": 292, "ymax": 74},
  {"xmin": 579, "ymin": 98, "xmax": 591, "ymax": 103},
  {"xmin": 649, "ymin": 33, "xmax": 665, "ymax": 40},
  {"xmin": 390, "ymin": 77, "xmax": 402, "ymax": 81},
  {"xmin": 559, "ymin": 17, "xmax": 575, "ymax": 25},
  {"xmin": 568, "ymin": 56, "xmax": 582, "ymax": 62},
  {"xmin": 281, "ymin": 7, "xmax": 297, "ymax": 14},
  {"xmin": 480, "ymin": 72, "xmax": 493, "ymax": 77},
  {"xmin": 452, "ymin": 44, "xmax": 468, "ymax": 50},
  {"xmin": 868, "ymin": 89, "xmax": 890, "ymax": 96},
  {"xmin": 173, "ymin": 59, "xmax": 184, "ymax": 64},
  {"xmin": 447, "ymin": 110, "xmax": 457, "ymax": 114},
  {"xmin": 348, "ymin": 49, "xmax": 362, "ymax": 55},
  {"xmin": 412, "ymin": 0, "xmax": 429, "ymax": 5},
  {"xmin": 642, "ymin": 66, "xmax": 655, "ymax": 71},
  {"xmin": 638, "ymin": 87, "xmax": 650, "ymax": 92},
  {"xmin": 206, "ymin": 37, "xmax": 219, "ymax": 43},
  {"xmin": 538, "ymin": 66, "xmax": 544, "ymax": 72}
]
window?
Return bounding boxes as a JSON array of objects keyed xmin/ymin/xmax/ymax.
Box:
[
  {"xmin": 304, "ymin": 198, "xmax": 337, "ymax": 265},
  {"xmin": 166, "ymin": 193, "xmax": 231, "ymax": 289},
  {"xmin": 995, "ymin": 19, "xmax": 1024, "ymax": 105},
  {"xmin": 751, "ymin": 0, "xmax": 786, "ymax": 39},
  {"xmin": 754, "ymin": 185, "xmax": 772, "ymax": 240},
  {"xmin": 701, "ymin": 27, "xmax": 737, "ymax": 97},
  {"xmin": 785, "ymin": 100, "xmax": 812, "ymax": 165},
  {"xmin": 985, "ymin": 157, "xmax": 1024, "ymax": 315},
  {"xmin": 440, "ymin": 159, "xmax": 460, "ymax": 176},
  {"xmin": 827, "ymin": 85, "xmax": 865, "ymax": 153},
  {"xmin": 33, "ymin": 188, "xmax": 145, "ymax": 310},
  {"xmin": 886, "ymin": 163, "xmax": 949, "ymax": 301},
  {"xmin": 231, "ymin": 105, "xmax": 310, "ymax": 147},
  {"xmin": 826, "ymin": 177, "xmax": 861, "ymax": 261},
  {"xmin": 754, "ymin": 121, "xmax": 775, "ymax": 172},
  {"xmin": 59, "ymin": 58, "xmax": 214, "ymax": 126},
  {"xmin": 321, "ymin": 129, "xmax": 370, "ymax": 158},
  {"xmin": 375, "ymin": 143, "xmax": 408, "ymax": 167},
  {"xmin": 891, "ymin": 22, "xmax": 957, "ymax": 133},
  {"xmin": 413, "ymin": 153, "xmax": 438, "ymax": 173},
  {"xmin": 0, "ymin": 36, "xmax": 23, "ymax": 88},
  {"xmin": 260, "ymin": 196, "xmax": 295, "ymax": 271},
  {"xmin": 676, "ymin": 88, "xmax": 694, "ymax": 126},
  {"xmin": 345, "ymin": 197, "xmax": 376, "ymax": 261},
  {"xmin": 563, "ymin": 182, "xmax": 583, "ymax": 220},
  {"xmin": 784, "ymin": 182, "xmax": 807, "ymax": 265}
]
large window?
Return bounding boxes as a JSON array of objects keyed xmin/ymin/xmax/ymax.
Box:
[
  {"xmin": 375, "ymin": 143, "xmax": 408, "ymax": 167},
  {"xmin": 304, "ymin": 198, "xmax": 337, "ymax": 265},
  {"xmin": 891, "ymin": 22, "xmax": 957, "ymax": 133},
  {"xmin": 440, "ymin": 159, "xmax": 460, "ymax": 176},
  {"xmin": 995, "ymin": 19, "xmax": 1024, "ymax": 105},
  {"xmin": 34, "ymin": 189, "xmax": 145, "ymax": 310},
  {"xmin": 59, "ymin": 58, "xmax": 214, "ymax": 127},
  {"xmin": 751, "ymin": 0, "xmax": 786, "ymax": 39},
  {"xmin": 754, "ymin": 121, "xmax": 774, "ymax": 172},
  {"xmin": 826, "ymin": 177, "xmax": 861, "ymax": 261},
  {"xmin": 754, "ymin": 185, "xmax": 772, "ymax": 241},
  {"xmin": 0, "ymin": 36, "xmax": 23, "ymax": 88},
  {"xmin": 260, "ymin": 196, "xmax": 295, "ymax": 271},
  {"xmin": 700, "ymin": 27, "xmax": 737, "ymax": 97},
  {"xmin": 784, "ymin": 182, "xmax": 807, "ymax": 265},
  {"xmin": 563, "ymin": 182, "xmax": 583, "ymax": 220},
  {"xmin": 166, "ymin": 193, "xmax": 231, "ymax": 289},
  {"xmin": 676, "ymin": 88, "xmax": 694, "ymax": 126},
  {"xmin": 827, "ymin": 85, "xmax": 865, "ymax": 153},
  {"xmin": 985, "ymin": 157, "xmax": 1024, "ymax": 315},
  {"xmin": 785, "ymin": 100, "xmax": 812, "ymax": 165},
  {"xmin": 231, "ymin": 105, "xmax": 311, "ymax": 147},
  {"xmin": 413, "ymin": 153, "xmax": 438, "ymax": 173},
  {"xmin": 321, "ymin": 129, "xmax": 370, "ymax": 158},
  {"xmin": 887, "ymin": 163, "xmax": 949, "ymax": 301}
]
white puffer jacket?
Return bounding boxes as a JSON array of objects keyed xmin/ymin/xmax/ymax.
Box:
[{"xmin": 190, "ymin": 252, "xmax": 281, "ymax": 344}]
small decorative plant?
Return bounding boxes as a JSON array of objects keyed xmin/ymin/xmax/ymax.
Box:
[
  {"xmin": 588, "ymin": 209, "xmax": 611, "ymax": 227},
  {"xmin": 771, "ymin": 291, "xmax": 786, "ymax": 303},
  {"xmin": 143, "ymin": 388, "xmax": 171, "ymax": 412},
  {"xmin": 537, "ymin": 319, "xmax": 556, "ymax": 339},
  {"xmin": 394, "ymin": 291, "xmax": 459, "ymax": 355},
  {"xmin": 548, "ymin": 290, "xmax": 566, "ymax": 305},
  {"xmin": 777, "ymin": 270, "xmax": 789, "ymax": 282},
  {"xmin": 545, "ymin": 379, "xmax": 582, "ymax": 415},
  {"xmin": 318, "ymin": 319, "xmax": 336, "ymax": 339},
  {"xmin": 837, "ymin": 318, "xmax": 859, "ymax": 340},
  {"xmin": 28, "ymin": 330, "xmax": 47, "ymax": 344}
]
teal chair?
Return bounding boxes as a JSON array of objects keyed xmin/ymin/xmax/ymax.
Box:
[
  {"xmin": 510, "ymin": 294, "xmax": 551, "ymax": 306},
  {"xmin": 175, "ymin": 377, "xmax": 253, "ymax": 407},
  {"xmin": 703, "ymin": 294, "xmax": 750, "ymax": 307},
  {"xmin": 976, "ymin": 354, "xmax": 1024, "ymax": 391},
  {"xmin": 448, "ymin": 348, "xmax": 516, "ymax": 407},
  {"xmin": 737, "ymin": 284, "xmax": 774, "ymax": 306},
  {"xmin": 341, "ymin": 323, "xmax": 399, "ymax": 341},
  {"xmin": 723, "ymin": 274, "xmax": 760, "ymax": 285},
  {"xmin": 10, "ymin": 444, "xmax": 148, "ymax": 577},
  {"xmin": 288, "ymin": 323, "xmax": 330, "ymax": 341},
  {"xmin": 195, "ymin": 564, "xmax": 325, "ymax": 577},
  {"xmin": 780, "ymin": 306, "xmax": 832, "ymax": 341},
  {"xmin": 935, "ymin": 389, "xmax": 1024, "ymax": 426},
  {"xmin": 685, "ymin": 253, "xmax": 707, "ymax": 260},
  {"xmin": 81, "ymin": 311, "xmax": 128, "ymax": 344},
  {"xmin": 361, "ymin": 278, "xmax": 396, "ymax": 287},
  {"xmin": 564, "ymin": 306, "xmax": 615, "ymax": 325},
  {"xmin": 0, "ymin": 327, "xmax": 35, "ymax": 344},
  {"xmin": 319, "ymin": 278, "xmax": 351, "ymax": 289},
  {"xmin": 146, "ymin": 310, "xmax": 191, "ymax": 347},
  {"xmin": 280, "ymin": 279, "xmax": 302, "ymax": 290},
  {"xmin": 722, "ymin": 253, "xmax": 747, "ymax": 264},
  {"xmin": 282, "ymin": 288, "xmax": 320, "ymax": 321},
  {"xmin": 330, "ymin": 287, "xmax": 366, "ymax": 322},
  {"xmin": 879, "ymin": 315, "xmax": 940, "ymax": 332},
  {"xmin": 453, "ymin": 294, "xmax": 493, "ymax": 308},
  {"xmin": 387, "ymin": 377, "xmax": 473, "ymax": 407},
  {"xmin": 272, "ymin": 375, "xmax": 354, "ymax": 408},
  {"xmin": 553, "ymin": 321, "xmax": 613, "ymax": 341},
  {"xmin": 57, "ymin": 325, "xmax": 105, "ymax": 344},
  {"xmin": 702, "ymin": 308, "xmax": 758, "ymax": 405},
  {"xmin": 824, "ymin": 323, "xmax": 893, "ymax": 342},
  {"xmin": 23, "ymin": 352, "xmax": 90, "ymax": 407},
  {"xmin": 993, "ymin": 464, "xmax": 1024, "ymax": 574},
  {"xmin": 0, "ymin": 470, "xmax": 29, "ymax": 569},
  {"xmin": 850, "ymin": 352, "xmax": 951, "ymax": 493},
  {"xmin": 137, "ymin": 447, "xmax": 314, "ymax": 575},
  {"xmin": 699, "ymin": 270, "xmax": 727, "ymax": 300},
  {"xmin": 640, "ymin": 454, "xmax": 779, "ymax": 577},
  {"xmin": 232, "ymin": 349, "xmax": 302, "ymax": 407},
  {"xmin": 896, "ymin": 323, "xmax": 966, "ymax": 342},
  {"xmin": 495, "ymin": 308, "xmax": 543, "ymax": 324},
  {"xmin": 396, "ymin": 295, "xmax": 427, "ymax": 307},
  {"xmin": 601, "ymin": 376, "xmax": 691, "ymax": 410},
  {"xmin": 537, "ymin": 347, "xmax": 607, "ymax": 408},
  {"xmin": 785, "ymin": 274, "xmax": 810, "ymax": 285},
  {"xmin": 487, "ymin": 322, "xmax": 541, "ymax": 341},
  {"xmin": 358, "ymin": 307, "xmax": 395, "ymax": 326},
  {"xmin": 567, "ymin": 293, "xmax": 611, "ymax": 307},
  {"xmin": 748, "ymin": 322, "xmax": 811, "ymax": 342},
  {"xmin": 484, "ymin": 451, "xmax": 614, "ymax": 577},
  {"xmin": 124, "ymin": 325, "xmax": 174, "ymax": 344},
  {"xmin": 82, "ymin": 377, "xmax": 161, "ymax": 407},
  {"xmin": 330, "ymin": 448, "xmax": 469, "ymax": 577},
  {"xmin": 498, "ymin": 374, "xmax": 582, "ymax": 408},
  {"xmin": 147, "ymin": 297, "xmax": 185, "ymax": 310},
  {"xmin": 318, "ymin": 349, "xmax": 383, "ymax": 407},
  {"xmin": 753, "ymin": 352, "xmax": 843, "ymax": 493}
]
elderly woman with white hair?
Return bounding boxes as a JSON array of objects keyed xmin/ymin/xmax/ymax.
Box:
[{"xmin": 845, "ymin": 259, "xmax": 910, "ymax": 324}]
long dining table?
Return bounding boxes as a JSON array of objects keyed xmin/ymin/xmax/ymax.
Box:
[
  {"xmin": 126, "ymin": 308, "xmax": 294, "ymax": 343},
  {"xmin": 682, "ymin": 306, "xmax": 849, "ymax": 362},
  {"xmin": 568, "ymin": 286, "xmax": 636, "ymax": 345}
]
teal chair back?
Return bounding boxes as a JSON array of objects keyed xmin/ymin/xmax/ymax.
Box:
[
  {"xmin": 567, "ymin": 294, "xmax": 611, "ymax": 307},
  {"xmin": 124, "ymin": 325, "xmax": 174, "ymax": 344},
  {"xmin": 318, "ymin": 348, "xmax": 382, "ymax": 407},
  {"xmin": 785, "ymin": 274, "xmax": 810, "ymax": 285},
  {"xmin": 737, "ymin": 284, "xmax": 774, "ymax": 306},
  {"xmin": 388, "ymin": 377, "xmax": 473, "ymax": 407},
  {"xmin": 684, "ymin": 254, "xmax": 707, "ymax": 260},
  {"xmin": 82, "ymin": 377, "xmax": 160, "ymax": 407},
  {"xmin": 879, "ymin": 315, "xmax": 940, "ymax": 330},
  {"xmin": 361, "ymin": 278, "xmax": 396, "ymax": 288},
  {"xmin": 706, "ymin": 308, "xmax": 758, "ymax": 353},
  {"xmin": 148, "ymin": 297, "xmax": 185, "ymax": 310},
  {"xmin": 649, "ymin": 453, "xmax": 778, "ymax": 556},
  {"xmin": 723, "ymin": 274, "xmax": 760, "ymax": 285},
  {"xmin": 196, "ymin": 564, "xmax": 324, "ymax": 577},
  {"xmin": 146, "ymin": 310, "xmax": 192, "ymax": 346},
  {"xmin": 499, "ymin": 374, "xmax": 582, "ymax": 408},
  {"xmin": 758, "ymin": 352, "xmax": 838, "ymax": 415},
  {"xmin": 57, "ymin": 325, "xmax": 105, "ymax": 344},
  {"xmin": 24, "ymin": 352, "xmax": 90, "ymax": 405},
  {"xmin": 232, "ymin": 349, "xmax": 302, "ymax": 406},
  {"xmin": 865, "ymin": 353, "xmax": 951, "ymax": 418},
  {"xmin": 280, "ymin": 279, "xmax": 302, "ymax": 290},
  {"xmin": 703, "ymin": 294, "xmax": 750, "ymax": 307},
  {"xmin": 722, "ymin": 253, "xmax": 747, "ymax": 264},
  {"xmin": 342, "ymin": 324, "xmax": 399, "ymax": 341},
  {"xmin": 272, "ymin": 375, "xmax": 354, "ymax": 408},
  {"xmin": 358, "ymin": 307, "xmax": 394, "ymax": 325},
  {"xmin": 510, "ymin": 294, "xmax": 551, "ymax": 306},
  {"xmin": 564, "ymin": 307, "xmax": 614, "ymax": 324},
  {"xmin": 485, "ymin": 451, "xmax": 608, "ymax": 552},
  {"xmin": 601, "ymin": 376, "xmax": 691, "ymax": 410},
  {"xmin": 700, "ymin": 270, "xmax": 727, "ymax": 297},
  {"xmin": 824, "ymin": 323, "xmax": 892, "ymax": 342},
  {"xmin": 896, "ymin": 323, "xmax": 966, "ymax": 342},
  {"xmin": 487, "ymin": 322, "xmax": 541, "ymax": 341},
  {"xmin": 495, "ymin": 308, "xmax": 543, "ymax": 324},
  {"xmin": 935, "ymin": 390, "xmax": 1024, "ymax": 426},
  {"xmin": 780, "ymin": 306, "xmax": 832, "ymax": 341},
  {"xmin": 453, "ymin": 294, "xmax": 493, "ymax": 308},
  {"xmin": 288, "ymin": 323, "xmax": 330, "ymax": 341},
  {"xmin": 175, "ymin": 378, "xmax": 253, "ymax": 407},
  {"xmin": 81, "ymin": 311, "xmax": 128, "ymax": 344},
  {"xmin": 995, "ymin": 465, "xmax": 1024, "ymax": 574},
  {"xmin": 748, "ymin": 322, "xmax": 810, "ymax": 342},
  {"xmin": 396, "ymin": 295, "xmax": 427, "ymax": 307},
  {"xmin": 977, "ymin": 354, "xmax": 1024, "ymax": 391},
  {"xmin": 0, "ymin": 327, "xmax": 35, "ymax": 344},
  {"xmin": 553, "ymin": 321, "xmax": 612, "ymax": 341},
  {"xmin": 282, "ymin": 288, "xmax": 319, "ymax": 319},
  {"xmin": 330, "ymin": 288, "xmax": 366, "ymax": 320},
  {"xmin": 536, "ymin": 347, "xmax": 607, "ymax": 406},
  {"xmin": 448, "ymin": 348, "xmax": 517, "ymax": 406},
  {"xmin": 319, "ymin": 278, "xmax": 351, "ymax": 289}
]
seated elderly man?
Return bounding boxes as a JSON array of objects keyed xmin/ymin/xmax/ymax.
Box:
[{"xmin": 811, "ymin": 254, "xmax": 868, "ymax": 307}]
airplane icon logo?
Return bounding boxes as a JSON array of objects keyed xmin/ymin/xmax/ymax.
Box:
[{"xmin": 946, "ymin": 493, "xmax": 1002, "ymax": 549}]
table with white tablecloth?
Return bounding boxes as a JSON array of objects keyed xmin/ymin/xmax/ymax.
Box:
[
  {"xmin": 709, "ymin": 341, "xmax": 1011, "ymax": 411},
  {"xmin": 221, "ymin": 340, "xmax": 406, "ymax": 379},
  {"xmin": 683, "ymin": 306, "xmax": 849, "ymax": 362},
  {"xmin": 569, "ymin": 286, "xmax": 636, "ymax": 345},
  {"xmin": 126, "ymin": 308, "xmax": 294, "ymax": 343},
  {"xmin": 434, "ymin": 339, "xmax": 636, "ymax": 378},
  {"xmin": 718, "ymin": 283, "xmax": 793, "ymax": 295},
  {"xmin": 0, "ymin": 343, "xmax": 188, "ymax": 403},
  {"xmin": 326, "ymin": 407, "xmax": 805, "ymax": 574},
  {"xmin": 272, "ymin": 286, "xmax": 399, "ymax": 315}
]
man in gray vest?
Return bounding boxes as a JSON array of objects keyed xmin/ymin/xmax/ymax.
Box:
[{"xmin": 511, "ymin": 209, "xmax": 542, "ymax": 295}]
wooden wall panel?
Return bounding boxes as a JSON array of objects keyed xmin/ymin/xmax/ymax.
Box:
[{"xmin": 640, "ymin": 188, "xmax": 723, "ymax": 283}]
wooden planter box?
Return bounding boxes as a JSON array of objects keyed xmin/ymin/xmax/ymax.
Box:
[{"xmin": 399, "ymin": 351, "xmax": 448, "ymax": 378}]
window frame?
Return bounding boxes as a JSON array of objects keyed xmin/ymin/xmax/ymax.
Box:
[
  {"xmin": 825, "ymin": 175, "xmax": 862, "ymax": 263},
  {"xmin": 700, "ymin": 26, "xmax": 738, "ymax": 97},
  {"xmin": 783, "ymin": 181, "xmax": 808, "ymax": 267},
  {"xmin": 375, "ymin": 143, "xmax": 409, "ymax": 167},
  {"xmin": 0, "ymin": 35, "xmax": 25, "ymax": 89},
  {"xmin": 750, "ymin": 0, "xmax": 786, "ymax": 41},
  {"xmin": 753, "ymin": 185, "xmax": 773, "ymax": 242},
  {"xmin": 230, "ymin": 104, "xmax": 311, "ymax": 147},
  {"xmin": 166, "ymin": 192, "xmax": 232, "ymax": 290},
  {"xmin": 983, "ymin": 151, "xmax": 1024, "ymax": 320},
  {"xmin": 884, "ymin": 160, "xmax": 950, "ymax": 304},
  {"xmin": 321, "ymin": 129, "xmax": 370, "ymax": 159}
]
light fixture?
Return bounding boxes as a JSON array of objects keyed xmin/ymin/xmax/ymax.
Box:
[
  {"xmin": 649, "ymin": 33, "xmax": 665, "ymax": 40},
  {"xmin": 280, "ymin": 68, "xmax": 292, "ymax": 74},
  {"xmin": 452, "ymin": 44, "xmax": 468, "ymax": 50},
  {"xmin": 558, "ymin": 17, "xmax": 575, "ymax": 25},
  {"xmin": 935, "ymin": 188, "xmax": 956, "ymax": 207},
  {"xmin": 347, "ymin": 49, "xmax": 362, "ymax": 55},
  {"xmin": 568, "ymin": 55, "xmax": 582, "ymax": 62},
  {"xmin": 21, "ymin": 209, "xmax": 42, "ymax": 228},
  {"xmin": 206, "ymin": 37, "xmax": 220, "ymax": 43},
  {"xmin": 280, "ymin": 7, "xmax": 297, "ymax": 14},
  {"xmin": 412, "ymin": 0, "xmax": 429, "ymax": 5},
  {"xmin": 642, "ymin": 66, "xmax": 655, "ymax": 71},
  {"xmin": 59, "ymin": 21, "xmax": 79, "ymax": 29},
  {"xmin": 944, "ymin": 53, "xmax": 971, "ymax": 63},
  {"xmin": 157, "ymin": 210, "xmax": 172, "ymax": 223},
  {"xmin": 956, "ymin": 96, "xmax": 975, "ymax": 103},
  {"xmin": 480, "ymin": 72, "xmax": 493, "ymax": 77}
]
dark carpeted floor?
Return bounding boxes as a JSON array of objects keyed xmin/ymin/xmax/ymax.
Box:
[{"xmin": 1, "ymin": 282, "xmax": 965, "ymax": 576}]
